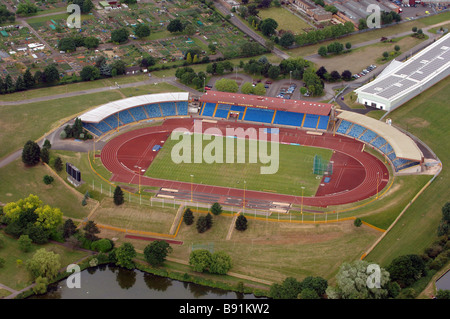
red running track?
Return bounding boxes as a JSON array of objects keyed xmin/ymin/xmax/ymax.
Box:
[{"xmin": 100, "ymin": 118, "xmax": 389, "ymax": 208}]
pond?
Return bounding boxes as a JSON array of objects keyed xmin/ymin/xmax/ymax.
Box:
[
  {"xmin": 436, "ymin": 270, "xmax": 450, "ymax": 291},
  {"xmin": 31, "ymin": 265, "xmax": 264, "ymax": 299}
]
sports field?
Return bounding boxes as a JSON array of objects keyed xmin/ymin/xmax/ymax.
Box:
[{"xmin": 145, "ymin": 133, "xmax": 332, "ymax": 196}]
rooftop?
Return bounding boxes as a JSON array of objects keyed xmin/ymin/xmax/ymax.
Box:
[{"xmin": 199, "ymin": 91, "xmax": 333, "ymax": 116}]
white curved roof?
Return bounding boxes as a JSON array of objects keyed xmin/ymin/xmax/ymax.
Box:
[
  {"xmin": 337, "ymin": 110, "xmax": 423, "ymax": 161},
  {"xmin": 80, "ymin": 92, "xmax": 189, "ymax": 123}
]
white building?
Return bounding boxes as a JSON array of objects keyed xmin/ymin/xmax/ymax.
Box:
[{"xmin": 354, "ymin": 33, "xmax": 450, "ymax": 112}]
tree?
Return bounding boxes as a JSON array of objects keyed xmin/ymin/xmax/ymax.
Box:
[
  {"xmin": 318, "ymin": 46, "xmax": 327, "ymax": 57},
  {"xmin": 24, "ymin": 69, "xmax": 35, "ymax": 89},
  {"xmin": 33, "ymin": 276, "xmax": 49, "ymax": 295},
  {"xmin": 279, "ymin": 32, "xmax": 295, "ymax": 48},
  {"xmin": 167, "ymin": 19, "xmax": 184, "ymax": 33},
  {"xmin": 268, "ymin": 65, "xmax": 281, "ymax": 80},
  {"xmin": 63, "ymin": 219, "xmax": 77, "ymax": 239},
  {"xmin": 111, "ymin": 28, "xmax": 129, "ymax": 44},
  {"xmin": 260, "ymin": 18, "xmax": 278, "ymax": 37},
  {"xmin": 40, "ymin": 147, "xmax": 50, "ymax": 164},
  {"xmin": 189, "ymin": 249, "xmax": 212, "ymax": 273},
  {"xmin": 183, "ymin": 208, "xmax": 194, "ymax": 225},
  {"xmin": 345, "ymin": 42, "xmax": 352, "ymax": 50},
  {"xmin": 241, "ymin": 82, "xmax": 254, "ymax": 94},
  {"xmin": 16, "ymin": 2, "xmax": 38, "ymax": 16},
  {"xmin": 210, "ymin": 202, "xmax": 222, "ymax": 216},
  {"xmin": 18, "ymin": 234, "xmax": 33, "ymax": 252},
  {"xmin": 15, "ymin": 75, "xmax": 25, "ymax": 92},
  {"xmin": 341, "ymin": 70, "xmax": 352, "ymax": 81},
  {"xmin": 412, "ymin": 26, "xmax": 418, "ymax": 33},
  {"xmin": 140, "ymin": 55, "xmax": 156, "ymax": 68},
  {"xmin": 209, "ymin": 251, "xmax": 232, "ymax": 275},
  {"xmin": 330, "ymin": 70, "xmax": 341, "ymax": 82},
  {"xmin": 116, "ymin": 242, "xmax": 136, "ymax": 269},
  {"xmin": 43, "ymin": 65, "xmax": 60, "ymax": 83},
  {"xmin": 26, "ymin": 248, "xmax": 61, "ymax": 280},
  {"xmin": 299, "ymin": 288, "xmax": 319, "ymax": 299},
  {"xmin": 235, "ymin": 214, "xmax": 248, "ymax": 231},
  {"xmin": 394, "ymin": 45, "xmax": 400, "ymax": 52},
  {"xmin": 58, "ymin": 37, "xmax": 76, "ymax": 52},
  {"xmin": 354, "ymin": 218, "xmax": 362, "ymax": 227},
  {"xmin": 326, "ymin": 260, "xmax": 390, "ymax": 299},
  {"xmin": 83, "ymin": 220, "xmax": 100, "ymax": 242},
  {"xmin": 80, "ymin": 65, "xmax": 100, "ymax": 81},
  {"xmin": 215, "ymin": 78, "xmax": 239, "ymax": 93},
  {"xmin": 43, "ymin": 139, "xmax": 51, "ymax": 150},
  {"xmin": 196, "ymin": 214, "xmax": 213, "ymax": 233},
  {"xmin": 383, "ymin": 51, "xmax": 389, "ymax": 59},
  {"xmin": 84, "ymin": 36, "xmax": 100, "ymax": 49},
  {"xmin": 135, "ymin": 24, "xmax": 151, "ymax": 38},
  {"xmin": 43, "ymin": 175, "xmax": 54, "ymax": 185},
  {"xmin": 387, "ymin": 254, "xmax": 426, "ymax": 288},
  {"xmin": 54, "ymin": 157, "xmax": 63, "ymax": 172},
  {"xmin": 437, "ymin": 290, "xmax": 450, "ymax": 299},
  {"xmin": 253, "ymin": 82, "xmax": 266, "ymax": 95},
  {"xmin": 22, "ymin": 140, "xmax": 41, "ymax": 166},
  {"xmin": 269, "ymin": 277, "xmax": 303, "ymax": 299},
  {"xmin": 301, "ymin": 276, "xmax": 328, "ymax": 297},
  {"xmin": 5, "ymin": 74, "xmax": 14, "ymax": 93},
  {"xmin": 114, "ymin": 186, "xmax": 125, "ymax": 205},
  {"xmin": 438, "ymin": 202, "xmax": 450, "ymax": 236},
  {"xmin": 316, "ymin": 66, "xmax": 328, "ymax": 80},
  {"xmin": 144, "ymin": 240, "xmax": 172, "ymax": 267},
  {"xmin": 91, "ymin": 238, "xmax": 113, "ymax": 253}
]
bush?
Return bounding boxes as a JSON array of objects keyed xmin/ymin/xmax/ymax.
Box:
[
  {"xmin": 43, "ymin": 175, "xmax": 54, "ymax": 185},
  {"xmin": 354, "ymin": 218, "xmax": 362, "ymax": 227},
  {"xmin": 183, "ymin": 208, "xmax": 194, "ymax": 225},
  {"xmin": 18, "ymin": 234, "xmax": 33, "ymax": 252},
  {"xmin": 210, "ymin": 202, "xmax": 222, "ymax": 216},
  {"xmin": 209, "ymin": 251, "xmax": 232, "ymax": 275},
  {"xmin": 235, "ymin": 214, "xmax": 248, "ymax": 231},
  {"xmin": 91, "ymin": 238, "xmax": 113, "ymax": 253}
]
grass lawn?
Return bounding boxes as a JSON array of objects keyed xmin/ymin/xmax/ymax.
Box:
[
  {"xmin": 91, "ymin": 198, "xmax": 179, "ymax": 234},
  {"xmin": 0, "ymin": 157, "xmax": 94, "ymax": 220},
  {"xmin": 258, "ymin": 7, "xmax": 310, "ymax": 35},
  {"xmin": 312, "ymin": 35, "xmax": 426, "ymax": 74},
  {"xmin": 365, "ymin": 77, "xmax": 450, "ymax": 267},
  {"xmin": 0, "ymin": 91, "xmax": 122, "ymax": 159},
  {"xmin": 145, "ymin": 133, "xmax": 332, "ymax": 196},
  {"xmin": 0, "ymin": 230, "xmax": 90, "ymax": 291},
  {"xmin": 287, "ymin": 11, "xmax": 450, "ymax": 57}
]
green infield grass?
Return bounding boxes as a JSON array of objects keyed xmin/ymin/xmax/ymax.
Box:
[{"xmin": 145, "ymin": 132, "xmax": 332, "ymax": 196}]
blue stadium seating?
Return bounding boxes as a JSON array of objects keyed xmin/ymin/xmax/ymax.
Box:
[
  {"xmin": 103, "ymin": 115, "xmax": 119, "ymax": 129},
  {"xmin": 214, "ymin": 104, "xmax": 231, "ymax": 118},
  {"xmin": 243, "ymin": 107, "xmax": 274, "ymax": 124},
  {"xmin": 94, "ymin": 120, "xmax": 114, "ymax": 134},
  {"xmin": 337, "ymin": 120, "xmax": 352, "ymax": 134},
  {"xmin": 83, "ymin": 123, "xmax": 102, "ymax": 136},
  {"xmin": 273, "ymin": 111, "xmax": 304, "ymax": 127},
  {"xmin": 371, "ymin": 136, "xmax": 387, "ymax": 148},
  {"xmin": 144, "ymin": 104, "xmax": 162, "ymax": 118},
  {"xmin": 230, "ymin": 105, "xmax": 245, "ymax": 112},
  {"xmin": 317, "ymin": 116, "xmax": 329, "ymax": 130},
  {"xmin": 359, "ymin": 129, "xmax": 377, "ymax": 143},
  {"xmin": 118, "ymin": 110, "xmax": 134, "ymax": 124},
  {"xmin": 176, "ymin": 102, "xmax": 188, "ymax": 116},
  {"xmin": 393, "ymin": 159, "xmax": 420, "ymax": 171},
  {"xmin": 129, "ymin": 107, "xmax": 149, "ymax": 122},
  {"xmin": 160, "ymin": 102, "xmax": 177, "ymax": 116},
  {"xmin": 202, "ymin": 103, "xmax": 216, "ymax": 117},
  {"xmin": 380, "ymin": 143, "xmax": 393, "ymax": 155},
  {"xmin": 387, "ymin": 151, "xmax": 396, "ymax": 161},
  {"xmin": 302, "ymin": 114, "xmax": 319, "ymax": 129},
  {"xmin": 347, "ymin": 124, "xmax": 365, "ymax": 138}
]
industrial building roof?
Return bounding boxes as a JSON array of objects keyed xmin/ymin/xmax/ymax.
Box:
[{"xmin": 355, "ymin": 33, "xmax": 450, "ymax": 101}]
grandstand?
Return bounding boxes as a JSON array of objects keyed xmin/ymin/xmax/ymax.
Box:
[
  {"xmin": 354, "ymin": 33, "xmax": 450, "ymax": 112},
  {"xmin": 79, "ymin": 93, "xmax": 190, "ymax": 137},
  {"xmin": 334, "ymin": 110, "xmax": 424, "ymax": 172},
  {"xmin": 199, "ymin": 91, "xmax": 332, "ymax": 130}
]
